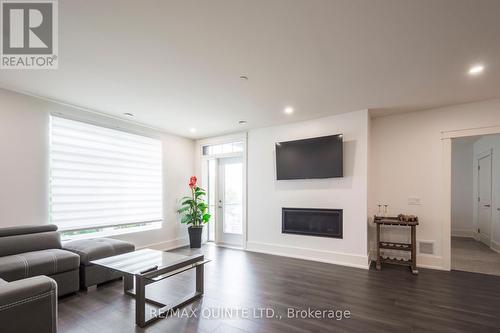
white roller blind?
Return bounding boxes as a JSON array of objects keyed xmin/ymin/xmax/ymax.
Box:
[{"xmin": 49, "ymin": 116, "xmax": 163, "ymax": 231}]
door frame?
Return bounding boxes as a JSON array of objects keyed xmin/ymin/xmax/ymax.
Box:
[
  {"xmin": 442, "ymin": 125, "xmax": 500, "ymax": 270},
  {"xmin": 217, "ymin": 155, "xmax": 245, "ymax": 247},
  {"xmin": 475, "ymin": 149, "xmax": 493, "ymax": 246},
  {"xmin": 197, "ymin": 132, "xmax": 248, "ymax": 249}
]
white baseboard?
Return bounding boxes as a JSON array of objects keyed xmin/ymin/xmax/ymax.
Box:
[
  {"xmin": 491, "ymin": 239, "xmax": 500, "ymax": 254},
  {"xmin": 136, "ymin": 237, "xmax": 189, "ymax": 251},
  {"xmin": 246, "ymin": 241, "xmax": 370, "ymax": 269},
  {"xmin": 451, "ymin": 229, "xmax": 474, "ymax": 238},
  {"xmin": 417, "ymin": 254, "xmax": 446, "ymax": 270},
  {"xmin": 478, "ymin": 233, "xmax": 490, "ymax": 245},
  {"xmin": 368, "ymin": 247, "xmax": 445, "ymax": 270},
  {"xmin": 214, "ymin": 243, "xmax": 244, "ymax": 250}
]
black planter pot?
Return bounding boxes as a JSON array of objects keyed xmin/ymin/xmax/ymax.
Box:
[{"xmin": 188, "ymin": 226, "xmax": 203, "ymax": 248}]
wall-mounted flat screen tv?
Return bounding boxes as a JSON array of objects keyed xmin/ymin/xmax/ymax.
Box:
[{"xmin": 275, "ymin": 134, "xmax": 343, "ymax": 180}]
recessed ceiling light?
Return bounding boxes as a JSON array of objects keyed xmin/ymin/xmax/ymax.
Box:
[
  {"xmin": 238, "ymin": 120, "xmax": 247, "ymax": 125},
  {"xmin": 123, "ymin": 112, "xmax": 134, "ymax": 117},
  {"xmin": 189, "ymin": 128, "xmax": 197, "ymax": 133},
  {"xmin": 284, "ymin": 106, "xmax": 294, "ymax": 115},
  {"xmin": 468, "ymin": 64, "xmax": 484, "ymax": 75}
]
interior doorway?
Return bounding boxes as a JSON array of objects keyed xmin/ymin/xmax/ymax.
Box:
[{"xmin": 450, "ymin": 135, "xmax": 500, "ymax": 276}]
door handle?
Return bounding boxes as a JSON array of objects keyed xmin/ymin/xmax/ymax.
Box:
[{"xmin": 484, "ymin": 204, "xmax": 491, "ymax": 207}]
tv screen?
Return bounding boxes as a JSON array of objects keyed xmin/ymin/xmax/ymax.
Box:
[{"xmin": 275, "ymin": 134, "xmax": 343, "ymax": 180}]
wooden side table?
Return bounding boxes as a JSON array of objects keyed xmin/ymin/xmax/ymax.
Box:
[{"xmin": 374, "ymin": 216, "xmax": 419, "ymax": 274}]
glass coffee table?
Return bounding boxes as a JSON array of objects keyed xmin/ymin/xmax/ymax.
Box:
[{"xmin": 91, "ymin": 248, "xmax": 210, "ymax": 327}]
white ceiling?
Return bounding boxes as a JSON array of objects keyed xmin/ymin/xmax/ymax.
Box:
[{"xmin": 1, "ymin": 0, "xmax": 500, "ymax": 139}]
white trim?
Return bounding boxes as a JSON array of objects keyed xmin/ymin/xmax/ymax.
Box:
[
  {"xmin": 478, "ymin": 232, "xmax": 491, "ymax": 245},
  {"xmin": 476, "ymin": 148, "xmax": 493, "ymax": 160},
  {"xmin": 135, "ymin": 237, "xmax": 189, "ymax": 251},
  {"xmin": 441, "ymin": 125, "xmax": 500, "ymax": 272},
  {"xmin": 417, "ymin": 254, "xmax": 446, "ymax": 271},
  {"xmin": 442, "ymin": 138, "xmax": 452, "ymax": 271},
  {"xmin": 491, "ymin": 239, "xmax": 500, "ymax": 254},
  {"xmin": 476, "ymin": 149, "xmax": 493, "ymax": 248},
  {"xmin": 451, "ymin": 229, "xmax": 475, "ymax": 238},
  {"xmin": 441, "ymin": 125, "xmax": 500, "ymax": 139},
  {"xmin": 247, "ymin": 241, "xmax": 370, "ymax": 269},
  {"xmin": 368, "ymin": 246, "xmax": 444, "ymax": 270},
  {"xmin": 212, "ymin": 243, "xmax": 244, "ymax": 251},
  {"xmin": 197, "ymin": 132, "xmax": 248, "ymax": 147},
  {"xmin": 60, "ymin": 222, "xmax": 162, "ymax": 242},
  {"xmin": 197, "ymin": 132, "xmax": 248, "ymax": 249}
]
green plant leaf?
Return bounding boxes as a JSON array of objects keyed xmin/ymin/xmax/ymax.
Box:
[
  {"xmin": 195, "ymin": 192, "xmax": 206, "ymax": 198},
  {"xmin": 181, "ymin": 198, "xmax": 194, "ymax": 206},
  {"xmin": 181, "ymin": 214, "xmax": 193, "ymax": 224},
  {"xmin": 202, "ymin": 213, "xmax": 211, "ymax": 222},
  {"xmin": 177, "ymin": 206, "xmax": 191, "ymax": 214}
]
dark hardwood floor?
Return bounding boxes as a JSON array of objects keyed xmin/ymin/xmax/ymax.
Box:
[{"xmin": 58, "ymin": 244, "xmax": 500, "ymax": 333}]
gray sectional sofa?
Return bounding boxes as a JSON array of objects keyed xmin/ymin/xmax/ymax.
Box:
[
  {"xmin": 0, "ymin": 224, "xmax": 80, "ymax": 296},
  {"xmin": 0, "ymin": 275, "xmax": 57, "ymax": 333},
  {"xmin": 0, "ymin": 224, "xmax": 136, "ymax": 332}
]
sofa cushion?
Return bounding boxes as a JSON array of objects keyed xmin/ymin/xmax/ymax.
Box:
[
  {"xmin": 0, "ymin": 224, "xmax": 57, "ymax": 238},
  {"xmin": 0, "ymin": 249, "xmax": 80, "ymax": 282},
  {"xmin": 0, "ymin": 225, "xmax": 61, "ymax": 257},
  {"xmin": 63, "ymin": 238, "xmax": 135, "ymax": 265}
]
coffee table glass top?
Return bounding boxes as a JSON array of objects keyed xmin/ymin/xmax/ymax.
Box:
[{"xmin": 90, "ymin": 248, "xmax": 204, "ymax": 277}]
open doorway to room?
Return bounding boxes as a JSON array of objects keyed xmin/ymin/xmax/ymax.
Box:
[{"xmin": 451, "ymin": 135, "xmax": 500, "ymax": 275}]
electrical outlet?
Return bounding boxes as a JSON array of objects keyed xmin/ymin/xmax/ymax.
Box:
[{"xmin": 408, "ymin": 197, "xmax": 422, "ymax": 205}]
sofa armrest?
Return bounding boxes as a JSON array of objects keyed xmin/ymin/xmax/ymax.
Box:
[{"xmin": 0, "ymin": 276, "xmax": 57, "ymax": 333}]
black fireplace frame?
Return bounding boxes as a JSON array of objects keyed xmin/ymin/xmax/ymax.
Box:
[{"xmin": 282, "ymin": 207, "xmax": 343, "ymax": 239}]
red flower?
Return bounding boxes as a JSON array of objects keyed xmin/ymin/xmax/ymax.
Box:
[{"xmin": 189, "ymin": 176, "xmax": 197, "ymax": 189}]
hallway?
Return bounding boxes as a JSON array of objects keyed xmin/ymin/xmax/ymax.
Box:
[{"xmin": 451, "ymin": 237, "xmax": 500, "ymax": 276}]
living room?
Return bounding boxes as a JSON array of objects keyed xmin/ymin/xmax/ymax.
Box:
[{"xmin": 1, "ymin": 1, "xmax": 500, "ymax": 332}]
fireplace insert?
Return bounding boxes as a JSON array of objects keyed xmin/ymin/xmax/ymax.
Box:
[{"xmin": 282, "ymin": 208, "xmax": 343, "ymax": 238}]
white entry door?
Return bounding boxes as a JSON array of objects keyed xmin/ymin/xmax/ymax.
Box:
[
  {"xmin": 217, "ymin": 156, "xmax": 244, "ymax": 247},
  {"xmin": 478, "ymin": 153, "xmax": 492, "ymax": 246}
]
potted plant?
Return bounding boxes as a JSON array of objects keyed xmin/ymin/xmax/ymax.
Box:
[{"xmin": 177, "ymin": 176, "xmax": 211, "ymax": 248}]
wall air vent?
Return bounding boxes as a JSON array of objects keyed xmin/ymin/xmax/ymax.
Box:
[{"xmin": 418, "ymin": 241, "xmax": 435, "ymax": 255}]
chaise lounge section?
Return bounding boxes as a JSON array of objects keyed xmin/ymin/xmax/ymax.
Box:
[
  {"xmin": 63, "ymin": 238, "xmax": 135, "ymax": 290},
  {"xmin": 0, "ymin": 224, "xmax": 80, "ymax": 296}
]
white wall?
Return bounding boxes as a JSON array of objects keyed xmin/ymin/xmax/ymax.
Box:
[
  {"xmin": 451, "ymin": 138, "xmax": 475, "ymax": 237},
  {"xmin": 472, "ymin": 134, "xmax": 500, "ymax": 251},
  {"xmin": 246, "ymin": 110, "xmax": 370, "ymax": 268},
  {"xmin": 370, "ymin": 98, "xmax": 500, "ymax": 269},
  {"xmin": 0, "ymin": 88, "xmax": 195, "ymax": 249}
]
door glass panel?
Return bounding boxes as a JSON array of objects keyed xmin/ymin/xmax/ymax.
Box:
[
  {"xmin": 232, "ymin": 141, "xmax": 244, "ymax": 152},
  {"xmin": 223, "ymin": 161, "xmax": 243, "ymax": 234}
]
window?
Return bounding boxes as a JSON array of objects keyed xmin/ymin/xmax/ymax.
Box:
[
  {"xmin": 202, "ymin": 141, "xmax": 243, "ymax": 156},
  {"xmin": 49, "ymin": 116, "xmax": 163, "ymax": 238}
]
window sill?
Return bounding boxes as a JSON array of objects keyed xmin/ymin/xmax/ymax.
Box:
[{"xmin": 60, "ymin": 221, "xmax": 162, "ymax": 242}]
